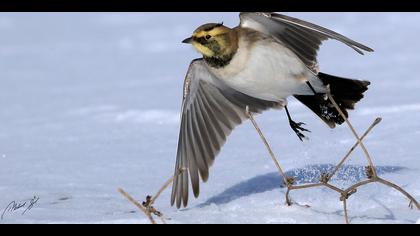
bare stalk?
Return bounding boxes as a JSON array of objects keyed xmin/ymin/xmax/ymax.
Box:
[
  {"xmin": 343, "ymin": 179, "xmax": 376, "ymax": 194},
  {"xmin": 327, "ymin": 91, "xmax": 377, "ymax": 177},
  {"xmin": 118, "ymin": 188, "xmax": 156, "ymax": 224},
  {"xmin": 285, "ymin": 188, "xmax": 292, "ymax": 206},
  {"xmin": 324, "ymin": 183, "xmax": 345, "ymax": 194},
  {"xmin": 243, "ymin": 94, "xmax": 419, "ymax": 224},
  {"xmin": 376, "ymin": 177, "xmax": 420, "ymax": 210},
  {"xmin": 118, "ymin": 168, "xmax": 186, "ymax": 224},
  {"xmin": 150, "ymin": 168, "xmax": 186, "ymax": 205},
  {"xmin": 158, "ymin": 215, "xmax": 167, "ymax": 224},
  {"xmin": 289, "ymin": 183, "xmax": 325, "ymax": 190},
  {"xmin": 246, "ymin": 106, "xmax": 288, "ymax": 185},
  {"xmin": 123, "ymin": 97, "xmax": 419, "ymax": 224},
  {"xmin": 329, "ymin": 118, "xmax": 382, "ymax": 179},
  {"xmin": 343, "ymin": 198, "xmax": 350, "ymax": 224}
]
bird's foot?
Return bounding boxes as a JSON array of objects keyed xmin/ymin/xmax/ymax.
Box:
[{"xmin": 289, "ymin": 120, "xmax": 311, "ymax": 141}]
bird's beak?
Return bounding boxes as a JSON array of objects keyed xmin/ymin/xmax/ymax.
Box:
[{"xmin": 182, "ymin": 37, "xmax": 193, "ymax": 44}]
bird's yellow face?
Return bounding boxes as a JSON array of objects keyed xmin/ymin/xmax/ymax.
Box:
[{"xmin": 183, "ymin": 23, "xmax": 237, "ymax": 59}]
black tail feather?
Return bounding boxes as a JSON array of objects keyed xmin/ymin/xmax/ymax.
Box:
[{"xmin": 295, "ymin": 72, "xmax": 370, "ymax": 128}]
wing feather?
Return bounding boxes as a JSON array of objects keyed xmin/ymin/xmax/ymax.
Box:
[
  {"xmin": 239, "ymin": 12, "xmax": 373, "ymax": 72},
  {"xmin": 171, "ymin": 59, "xmax": 280, "ymax": 208}
]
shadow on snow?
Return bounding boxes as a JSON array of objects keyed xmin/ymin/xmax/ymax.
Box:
[{"xmin": 197, "ymin": 164, "xmax": 405, "ymax": 207}]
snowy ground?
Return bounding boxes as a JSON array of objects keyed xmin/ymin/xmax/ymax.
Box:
[{"xmin": 0, "ymin": 13, "xmax": 419, "ymax": 224}]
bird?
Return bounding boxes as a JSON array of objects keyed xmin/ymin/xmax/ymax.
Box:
[{"xmin": 171, "ymin": 12, "xmax": 373, "ymax": 208}]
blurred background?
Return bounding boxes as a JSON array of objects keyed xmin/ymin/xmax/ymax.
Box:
[{"xmin": 0, "ymin": 13, "xmax": 419, "ymax": 223}]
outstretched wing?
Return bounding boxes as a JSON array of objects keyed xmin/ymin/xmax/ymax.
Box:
[
  {"xmin": 239, "ymin": 12, "xmax": 374, "ymax": 72},
  {"xmin": 171, "ymin": 59, "xmax": 281, "ymax": 208}
]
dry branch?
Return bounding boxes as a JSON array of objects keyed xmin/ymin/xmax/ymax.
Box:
[
  {"xmin": 121, "ymin": 87, "xmax": 419, "ymax": 224},
  {"xmin": 326, "ymin": 90, "xmax": 377, "ymax": 177},
  {"xmin": 118, "ymin": 188, "xmax": 156, "ymax": 224},
  {"xmin": 118, "ymin": 168, "xmax": 186, "ymax": 224},
  {"xmin": 246, "ymin": 106, "xmax": 288, "ymax": 185},
  {"xmin": 245, "ymin": 90, "xmax": 419, "ymax": 223}
]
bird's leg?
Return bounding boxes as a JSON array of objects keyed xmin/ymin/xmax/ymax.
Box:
[
  {"xmin": 283, "ymin": 81, "xmax": 321, "ymax": 142},
  {"xmin": 285, "ymin": 106, "xmax": 310, "ymax": 142}
]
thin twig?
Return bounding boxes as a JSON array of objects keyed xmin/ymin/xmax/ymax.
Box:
[
  {"xmin": 245, "ymin": 106, "xmax": 288, "ymax": 185},
  {"xmin": 329, "ymin": 118, "xmax": 382, "ymax": 180},
  {"xmin": 289, "ymin": 183, "xmax": 344, "ymax": 195},
  {"xmin": 324, "ymin": 183, "xmax": 345, "ymax": 194},
  {"xmin": 343, "ymin": 179, "xmax": 376, "ymax": 194},
  {"xmin": 118, "ymin": 188, "xmax": 157, "ymax": 224},
  {"xmin": 327, "ymin": 91, "xmax": 377, "ymax": 177},
  {"xmin": 118, "ymin": 168, "xmax": 186, "ymax": 224},
  {"xmin": 150, "ymin": 168, "xmax": 186, "ymax": 205},
  {"xmin": 289, "ymin": 183, "xmax": 325, "ymax": 191},
  {"xmin": 285, "ymin": 188, "xmax": 292, "ymax": 206},
  {"xmin": 118, "ymin": 94, "xmax": 418, "ymax": 224},
  {"xmin": 326, "ymin": 88, "xmax": 419, "ymax": 220},
  {"xmin": 343, "ymin": 198, "xmax": 350, "ymax": 224},
  {"xmin": 158, "ymin": 215, "xmax": 167, "ymax": 224},
  {"xmin": 376, "ymin": 177, "xmax": 420, "ymax": 210},
  {"xmin": 341, "ymin": 177, "xmax": 420, "ymax": 211},
  {"xmin": 244, "ymin": 91, "xmax": 419, "ymax": 224}
]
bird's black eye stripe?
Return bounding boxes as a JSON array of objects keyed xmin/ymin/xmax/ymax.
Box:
[
  {"xmin": 193, "ymin": 36, "xmax": 208, "ymax": 45},
  {"xmin": 205, "ymin": 35, "xmax": 212, "ymax": 40}
]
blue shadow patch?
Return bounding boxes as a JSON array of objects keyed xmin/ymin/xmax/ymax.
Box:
[{"xmin": 198, "ymin": 164, "xmax": 405, "ymax": 207}]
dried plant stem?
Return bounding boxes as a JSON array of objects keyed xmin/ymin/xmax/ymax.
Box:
[
  {"xmin": 324, "ymin": 183, "xmax": 345, "ymax": 194},
  {"xmin": 150, "ymin": 168, "xmax": 186, "ymax": 205},
  {"xmin": 118, "ymin": 168, "xmax": 186, "ymax": 224},
  {"xmin": 285, "ymin": 118, "xmax": 380, "ymax": 205},
  {"xmin": 344, "ymin": 180, "xmax": 375, "ymax": 193},
  {"xmin": 327, "ymin": 91, "xmax": 377, "ymax": 177},
  {"xmin": 376, "ymin": 178, "xmax": 420, "ymax": 210},
  {"xmin": 341, "ymin": 177, "xmax": 420, "ymax": 211},
  {"xmin": 285, "ymin": 188, "xmax": 292, "ymax": 206},
  {"xmin": 289, "ymin": 183, "xmax": 324, "ymax": 190},
  {"xmin": 329, "ymin": 118, "xmax": 382, "ymax": 179},
  {"xmin": 158, "ymin": 215, "xmax": 167, "ymax": 224},
  {"xmin": 328, "ymin": 91, "xmax": 419, "ymax": 221},
  {"xmin": 121, "ymin": 89, "xmax": 419, "ymax": 224},
  {"xmin": 343, "ymin": 198, "xmax": 350, "ymax": 224},
  {"xmin": 245, "ymin": 90, "xmax": 419, "ymax": 224},
  {"xmin": 246, "ymin": 106, "xmax": 288, "ymax": 185},
  {"xmin": 118, "ymin": 188, "xmax": 157, "ymax": 224}
]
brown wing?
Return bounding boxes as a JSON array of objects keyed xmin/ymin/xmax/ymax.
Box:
[{"xmin": 171, "ymin": 59, "xmax": 281, "ymax": 208}]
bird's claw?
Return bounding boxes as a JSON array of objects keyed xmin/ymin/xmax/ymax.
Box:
[{"xmin": 289, "ymin": 121, "xmax": 311, "ymax": 141}]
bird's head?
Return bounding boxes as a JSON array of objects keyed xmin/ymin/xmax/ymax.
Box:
[{"xmin": 182, "ymin": 23, "xmax": 238, "ymax": 59}]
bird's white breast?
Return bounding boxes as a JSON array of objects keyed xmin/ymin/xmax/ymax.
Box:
[{"xmin": 209, "ymin": 36, "xmax": 313, "ymax": 102}]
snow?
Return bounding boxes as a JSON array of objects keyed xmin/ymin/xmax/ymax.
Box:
[{"xmin": 0, "ymin": 13, "xmax": 419, "ymax": 224}]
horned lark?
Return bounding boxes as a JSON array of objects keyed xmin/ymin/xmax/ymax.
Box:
[{"xmin": 172, "ymin": 12, "xmax": 373, "ymax": 208}]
